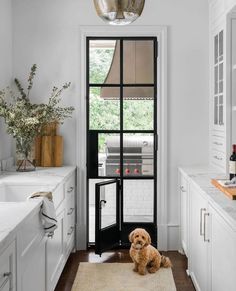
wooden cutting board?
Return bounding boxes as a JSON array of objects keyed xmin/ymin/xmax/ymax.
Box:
[
  {"xmin": 41, "ymin": 135, "xmax": 63, "ymax": 167},
  {"xmin": 211, "ymin": 179, "xmax": 236, "ymax": 200}
]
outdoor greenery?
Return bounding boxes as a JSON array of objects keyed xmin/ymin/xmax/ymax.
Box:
[{"xmin": 89, "ymin": 46, "xmax": 154, "ymax": 133}]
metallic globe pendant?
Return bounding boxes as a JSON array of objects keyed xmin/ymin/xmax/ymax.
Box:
[{"xmin": 94, "ymin": 0, "xmax": 145, "ymax": 25}]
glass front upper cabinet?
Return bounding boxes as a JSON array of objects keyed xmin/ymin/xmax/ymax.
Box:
[{"xmin": 213, "ymin": 30, "xmax": 224, "ymax": 127}]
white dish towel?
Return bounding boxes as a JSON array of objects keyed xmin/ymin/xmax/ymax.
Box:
[{"xmin": 30, "ymin": 192, "xmax": 57, "ymax": 237}]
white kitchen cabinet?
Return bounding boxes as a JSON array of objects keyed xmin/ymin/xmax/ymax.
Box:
[
  {"xmin": 19, "ymin": 209, "xmax": 45, "ymax": 291},
  {"xmin": 210, "ymin": 205, "xmax": 236, "ymax": 291},
  {"xmin": 46, "ymin": 208, "xmax": 66, "ymax": 291},
  {"xmin": 46, "ymin": 172, "xmax": 76, "ymax": 291},
  {"xmin": 179, "ymin": 167, "xmax": 236, "ymax": 291},
  {"xmin": 20, "ymin": 237, "xmax": 46, "ymax": 291},
  {"xmin": 0, "ymin": 241, "xmax": 16, "ymax": 291},
  {"xmin": 209, "ymin": 1, "xmax": 236, "ymax": 172},
  {"xmin": 65, "ymin": 173, "xmax": 76, "ymax": 257},
  {"xmin": 179, "ymin": 170, "xmax": 189, "ymax": 257},
  {"xmin": 0, "ymin": 167, "xmax": 76, "ymax": 291},
  {"xmin": 189, "ymin": 183, "xmax": 209, "ymax": 291},
  {"xmin": 210, "ymin": 18, "xmax": 227, "ymax": 172}
]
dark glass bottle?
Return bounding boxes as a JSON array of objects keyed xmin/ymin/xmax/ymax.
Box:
[{"xmin": 229, "ymin": 144, "xmax": 236, "ymax": 180}]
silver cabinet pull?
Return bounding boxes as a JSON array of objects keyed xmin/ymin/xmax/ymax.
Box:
[
  {"xmin": 67, "ymin": 226, "xmax": 74, "ymax": 236},
  {"xmin": 67, "ymin": 207, "xmax": 74, "ymax": 215},
  {"xmin": 0, "ymin": 272, "xmax": 11, "ymax": 290},
  {"xmin": 204, "ymin": 213, "xmax": 210, "ymax": 242},
  {"xmin": 67, "ymin": 186, "xmax": 74, "ymax": 193},
  {"xmin": 180, "ymin": 186, "xmax": 186, "ymax": 192},
  {"xmin": 214, "ymin": 155, "xmax": 223, "ymax": 161},
  {"xmin": 213, "ymin": 142, "xmax": 223, "ymax": 146},
  {"xmin": 200, "ymin": 208, "xmax": 206, "ymax": 236}
]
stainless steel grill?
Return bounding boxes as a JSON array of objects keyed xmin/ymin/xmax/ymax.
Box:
[{"xmin": 104, "ymin": 136, "xmax": 153, "ymax": 176}]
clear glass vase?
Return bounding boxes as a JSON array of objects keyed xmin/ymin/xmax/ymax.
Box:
[{"xmin": 16, "ymin": 137, "xmax": 36, "ymax": 172}]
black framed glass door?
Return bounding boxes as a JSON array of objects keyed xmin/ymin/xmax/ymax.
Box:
[{"xmin": 87, "ymin": 37, "xmax": 158, "ymax": 253}]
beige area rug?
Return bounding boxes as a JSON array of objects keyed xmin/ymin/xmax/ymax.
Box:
[{"xmin": 71, "ymin": 263, "xmax": 176, "ymax": 291}]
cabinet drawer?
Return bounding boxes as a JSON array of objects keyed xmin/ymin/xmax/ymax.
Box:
[
  {"xmin": 66, "ymin": 188, "xmax": 75, "ymax": 210},
  {"xmin": 53, "ymin": 183, "xmax": 65, "ymax": 210},
  {"xmin": 211, "ymin": 135, "xmax": 225, "ymax": 153},
  {"xmin": 0, "ymin": 241, "xmax": 16, "ymax": 291},
  {"xmin": 211, "ymin": 149, "xmax": 226, "ymax": 168},
  {"xmin": 65, "ymin": 174, "xmax": 75, "ymax": 196},
  {"xmin": 66, "ymin": 213, "xmax": 75, "ymax": 252}
]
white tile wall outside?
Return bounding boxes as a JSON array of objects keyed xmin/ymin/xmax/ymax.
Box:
[{"xmin": 124, "ymin": 180, "xmax": 153, "ymax": 217}]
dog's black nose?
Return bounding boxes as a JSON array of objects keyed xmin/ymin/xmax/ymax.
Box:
[{"xmin": 137, "ymin": 240, "xmax": 141, "ymax": 244}]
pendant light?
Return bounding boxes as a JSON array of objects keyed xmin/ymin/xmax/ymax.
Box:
[{"xmin": 93, "ymin": 0, "xmax": 145, "ymax": 25}]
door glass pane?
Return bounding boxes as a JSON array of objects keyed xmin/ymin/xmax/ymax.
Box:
[
  {"xmin": 123, "ymin": 40, "xmax": 154, "ymax": 84},
  {"xmin": 123, "ymin": 179, "xmax": 154, "ymax": 222},
  {"xmin": 89, "ymin": 178, "xmax": 103, "ymax": 243},
  {"xmin": 214, "ymin": 96, "xmax": 218, "ymax": 125},
  {"xmin": 219, "ymin": 62, "xmax": 223, "ymax": 80},
  {"xmin": 89, "ymin": 87, "xmax": 120, "ymax": 130},
  {"xmin": 123, "ymin": 87, "xmax": 154, "ymax": 130},
  {"xmin": 123, "ymin": 133, "xmax": 154, "ymax": 177},
  {"xmin": 100, "ymin": 183, "xmax": 117, "ymax": 229},
  {"xmin": 214, "ymin": 66, "xmax": 218, "ymax": 94},
  {"xmin": 214, "ymin": 34, "xmax": 218, "ymax": 64},
  {"xmin": 89, "ymin": 40, "xmax": 120, "ymax": 84},
  {"xmin": 219, "ymin": 30, "xmax": 223, "ymax": 59},
  {"xmin": 100, "ymin": 134, "xmax": 120, "ymax": 177},
  {"xmin": 219, "ymin": 81, "xmax": 223, "ymax": 94},
  {"xmin": 219, "ymin": 95, "xmax": 223, "ymax": 125},
  {"xmin": 219, "ymin": 62, "xmax": 223, "ymax": 94}
]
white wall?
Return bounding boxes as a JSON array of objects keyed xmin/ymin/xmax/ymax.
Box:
[
  {"xmin": 0, "ymin": 0, "xmax": 13, "ymax": 160},
  {"xmin": 12, "ymin": 0, "xmax": 209, "ymax": 249}
]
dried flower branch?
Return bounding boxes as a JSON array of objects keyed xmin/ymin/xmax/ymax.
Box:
[{"xmin": 0, "ymin": 64, "xmax": 75, "ymax": 143}]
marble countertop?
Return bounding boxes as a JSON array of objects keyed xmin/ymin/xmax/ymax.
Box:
[
  {"xmin": 0, "ymin": 200, "xmax": 42, "ymax": 251},
  {"xmin": 179, "ymin": 165, "xmax": 236, "ymax": 230},
  {"xmin": 0, "ymin": 166, "xmax": 76, "ymax": 252},
  {"xmin": 0, "ymin": 166, "xmax": 75, "ymax": 186}
]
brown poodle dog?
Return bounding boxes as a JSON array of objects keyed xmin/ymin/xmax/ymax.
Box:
[{"xmin": 129, "ymin": 228, "xmax": 172, "ymax": 275}]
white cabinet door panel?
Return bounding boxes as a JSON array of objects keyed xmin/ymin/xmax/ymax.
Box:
[
  {"xmin": 210, "ymin": 205, "xmax": 236, "ymax": 291},
  {"xmin": 0, "ymin": 241, "xmax": 16, "ymax": 291},
  {"xmin": 189, "ymin": 184, "xmax": 209, "ymax": 291},
  {"xmin": 20, "ymin": 238, "xmax": 46, "ymax": 291},
  {"xmin": 46, "ymin": 209, "xmax": 66, "ymax": 291}
]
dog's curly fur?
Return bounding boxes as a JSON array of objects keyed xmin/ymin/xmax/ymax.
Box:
[{"xmin": 129, "ymin": 228, "xmax": 172, "ymax": 275}]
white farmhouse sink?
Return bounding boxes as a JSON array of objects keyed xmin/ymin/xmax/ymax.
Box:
[{"xmin": 0, "ymin": 184, "xmax": 47, "ymax": 202}]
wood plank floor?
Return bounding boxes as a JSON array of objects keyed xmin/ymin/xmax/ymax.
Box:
[{"xmin": 55, "ymin": 250, "xmax": 195, "ymax": 291}]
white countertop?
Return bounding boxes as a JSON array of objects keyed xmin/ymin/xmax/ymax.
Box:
[
  {"xmin": 0, "ymin": 166, "xmax": 75, "ymax": 186},
  {"xmin": 0, "ymin": 200, "xmax": 42, "ymax": 251},
  {"xmin": 0, "ymin": 166, "xmax": 76, "ymax": 252},
  {"xmin": 179, "ymin": 165, "xmax": 236, "ymax": 230}
]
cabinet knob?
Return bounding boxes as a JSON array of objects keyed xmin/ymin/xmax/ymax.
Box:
[
  {"xmin": 67, "ymin": 186, "xmax": 74, "ymax": 193},
  {"xmin": 213, "ymin": 142, "xmax": 223, "ymax": 146},
  {"xmin": 67, "ymin": 207, "xmax": 74, "ymax": 215},
  {"xmin": 214, "ymin": 155, "xmax": 222, "ymax": 161},
  {"xmin": 67, "ymin": 226, "xmax": 74, "ymax": 236},
  {"xmin": 180, "ymin": 186, "xmax": 186, "ymax": 192}
]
